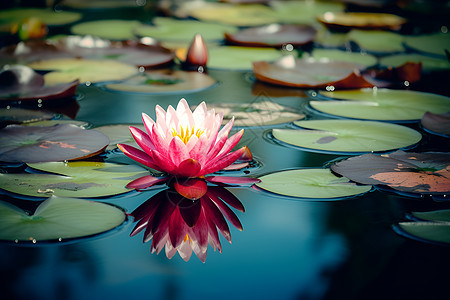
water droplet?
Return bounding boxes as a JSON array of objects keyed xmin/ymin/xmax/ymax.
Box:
[
  {"xmin": 6, "ymin": 105, "xmax": 10, "ymax": 109},
  {"xmin": 139, "ymin": 66, "xmax": 145, "ymax": 72},
  {"xmin": 85, "ymin": 81, "xmax": 91, "ymax": 86},
  {"xmin": 37, "ymin": 104, "xmax": 42, "ymax": 108},
  {"xmin": 404, "ymin": 81, "xmax": 410, "ymax": 87},
  {"xmin": 37, "ymin": 99, "xmax": 42, "ymax": 103},
  {"xmin": 14, "ymin": 239, "xmax": 18, "ymax": 243},
  {"xmin": 197, "ymin": 66, "xmax": 205, "ymax": 73},
  {"xmin": 326, "ymin": 85, "xmax": 335, "ymax": 91},
  {"xmin": 441, "ymin": 26, "xmax": 448, "ymax": 33},
  {"xmin": 58, "ymin": 237, "xmax": 63, "ymax": 242}
]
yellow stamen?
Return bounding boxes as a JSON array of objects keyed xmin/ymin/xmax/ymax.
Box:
[{"xmin": 172, "ymin": 125, "xmax": 204, "ymax": 144}]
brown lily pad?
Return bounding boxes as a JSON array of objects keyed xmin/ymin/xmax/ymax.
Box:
[
  {"xmin": 253, "ymin": 55, "xmax": 374, "ymax": 89},
  {"xmin": 0, "ymin": 108, "xmax": 54, "ymax": 128},
  {"xmin": 225, "ymin": 24, "xmax": 316, "ymax": 47},
  {"xmin": 0, "ymin": 124, "xmax": 109, "ymax": 163},
  {"xmin": 317, "ymin": 12, "xmax": 406, "ymax": 31},
  {"xmin": 0, "ymin": 65, "xmax": 79, "ymax": 102},
  {"xmin": 421, "ymin": 111, "xmax": 450, "ymax": 136},
  {"xmin": 331, "ymin": 150, "xmax": 450, "ymax": 196}
]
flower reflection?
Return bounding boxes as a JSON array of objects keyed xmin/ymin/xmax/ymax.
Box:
[
  {"xmin": 130, "ymin": 180, "xmax": 245, "ymax": 262},
  {"xmin": 118, "ymin": 98, "xmax": 260, "ymax": 196}
]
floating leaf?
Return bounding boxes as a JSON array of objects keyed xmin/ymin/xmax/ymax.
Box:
[
  {"xmin": 0, "ymin": 196, "xmax": 126, "ymax": 243},
  {"xmin": 93, "ymin": 124, "xmax": 145, "ymax": 150},
  {"xmin": 411, "ymin": 210, "xmax": 450, "ymax": 222},
  {"xmin": 0, "ymin": 108, "xmax": 54, "ymax": 128},
  {"xmin": 0, "ymin": 8, "xmax": 81, "ymax": 27},
  {"xmin": 253, "ymin": 55, "xmax": 373, "ymax": 89},
  {"xmin": 103, "ymin": 69, "xmax": 216, "ymax": 94},
  {"xmin": 0, "ymin": 124, "xmax": 109, "ymax": 163},
  {"xmin": 308, "ymin": 48, "xmax": 377, "ymax": 67},
  {"xmin": 28, "ymin": 58, "xmax": 138, "ymax": 85},
  {"xmin": 134, "ymin": 17, "xmax": 237, "ymax": 42},
  {"xmin": 317, "ymin": 12, "xmax": 406, "ymax": 30},
  {"xmin": 0, "ymin": 161, "xmax": 148, "ymax": 198},
  {"xmin": 421, "ymin": 111, "xmax": 450, "ymax": 136},
  {"xmin": 311, "ymin": 89, "xmax": 450, "ymax": 122},
  {"xmin": 269, "ymin": 0, "xmax": 344, "ymax": 24},
  {"xmin": 379, "ymin": 53, "xmax": 450, "ymax": 72},
  {"xmin": 347, "ymin": 30, "xmax": 405, "ymax": 53},
  {"xmin": 404, "ymin": 32, "xmax": 450, "ymax": 57},
  {"xmin": 331, "ymin": 150, "xmax": 450, "ymax": 195},
  {"xmin": 201, "ymin": 101, "xmax": 305, "ymax": 127},
  {"xmin": 395, "ymin": 222, "xmax": 450, "ymax": 244},
  {"xmin": 224, "ymin": 24, "xmax": 316, "ymax": 47},
  {"xmin": 208, "ymin": 46, "xmax": 285, "ymax": 70},
  {"xmin": 255, "ymin": 168, "xmax": 371, "ymax": 199},
  {"xmin": 70, "ymin": 19, "xmax": 141, "ymax": 40},
  {"xmin": 23, "ymin": 119, "xmax": 90, "ymax": 128},
  {"xmin": 272, "ymin": 120, "xmax": 421, "ymax": 154}
]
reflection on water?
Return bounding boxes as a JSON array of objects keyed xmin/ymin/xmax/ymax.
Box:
[{"xmin": 130, "ymin": 185, "xmax": 245, "ymax": 263}]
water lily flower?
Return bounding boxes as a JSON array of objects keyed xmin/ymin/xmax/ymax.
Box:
[
  {"xmin": 118, "ymin": 98, "xmax": 260, "ymax": 197},
  {"xmin": 130, "ymin": 183, "xmax": 245, "ymax": 262}
]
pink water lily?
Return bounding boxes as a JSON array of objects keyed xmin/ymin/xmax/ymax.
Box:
[{"xmin": 118, "ymin": 98, "xmax": 259, "ymax": 195}]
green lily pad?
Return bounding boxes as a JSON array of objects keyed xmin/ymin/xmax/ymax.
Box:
[
  {"xmin": 0, "ymin": 124, "xmax": 109, "ymax": 163},
  {"xmin": 208, "ymin": 46, "xmax": 285, "ymax": 70},
  {"xmin": 28, "ymin": 58, "xmax": 138, "ymax": 85},
  {"xmin": 315, "ymin": 27, "xmax": 347, "ymax": 48},
  {"xmin": 93, "ymin": 124, "xmax": 145, "ymax": 150},
  {"xmin": 347, "ymin": 29, "xmax": 405, "ymax": 53},
  {"xmin": 0, "ymin": 108, "xmax": 54, "ymax": 128},
  {"xmin": 255, "ymin": 168, "xmax": 371, "ymax": 199},
  {"xmin": 379, "ymin": 53, "xmax": 450, "ymax": 72},
  {"xmin": 134, "ymin": 17, "xmax": 237, "ymax": 42},
  {"xmin": 70, "ymin": 20, "xmax": 141, "ymax": 40},
  {"xmin": 23, "ymin": 119, "xmax": 90, "ymax": 128},
  {"xmin": 308, "ymin": 49, "xmax": 377, "ymax": 67},
  {"xmin": 0, "ymin": 196, "xmax": 126, "ymax": 243},
  {"xmin": 404, "ymin": 32, "xmax": 450, "ymax": 57},
  {"xmin": 0, "ymin": 8, "xmax": 81, "ymax": 27},
  {"xmin": 0, "ymin": 161, "xmax": 148, "ymax": 198},
  {"xmin": 103, "ymin": 69, "xmax": 216, "ymax": 94},
  {"xmin": 396, "ymin": 222, "xmax": 450, "ymax": 244},
  {"xmin": 411, "ymin": 210, "xmax": 450, "ymax": 222},
  {"xmin": 311, "ymin": 88, "xmax": 450, "ymax": 122},
  {"xmin": 270, "ymin": 0, "xmax": 344, "ymax": 25},
  {"xmin": 272, "ymin": 119, "xmax": 422, "ymax": 154}
]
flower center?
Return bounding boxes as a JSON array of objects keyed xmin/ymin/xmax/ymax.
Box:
[{"xmin": 172, "ymin": 126, "xmax": 204, "ymax": 144}]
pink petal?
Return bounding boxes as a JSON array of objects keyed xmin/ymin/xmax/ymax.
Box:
[
  {"xmin": 177, "ymin": 239, "xmax": 194, "ymax": 261},
  {"xmin": 129, "ymin": 126, "xmax": 156, "ymax": 153},
  {"xmin": 150, "ymin": 150, "xmax": 177, "ymax": 174},
  {"xmin": 205, "ymin": 175, "xmax": 261, "ymax": 186},
  {"xmin": 176, "ymin": 158, "xmax": 202, "ymax": 177},
  {"xmin": 208, "ymin": 186, "xmax": 245, "ymax": 212},
  {"xmin": 173, "ymin": 178, "xmax": 207, "ymax": 200},
  {"xmin": 169, "ymin": 206, "xmax": 188, "ymax": 248},
  {"xmin": 168, "ymin": 136, "xmax": 189, "ymax": 167},
  {"xmin": 213, "ymin": 129, "xmax": 244, "ymax": 163},
  {"xmin": 142, "ymin": 113, "xmax": 155, "ymax": 135},
  {"xmin": 202, "ymin": 146, "xmax": 246, "ymax": 175},
  {"xmin": 208, "ymin": 192, "xmax": 243, "ymax": 231},
  {"xmin": 207, "ymin": 117, "xmax": 234, "ymax": 159},
  {"xmin": 179, "ymin": 197, "xmax": 202, "ymax": 227},
  {"xmin": 222, "ymin": 162, "xmax": 250, "ymax": 170},
  {"xmin": 202, "ymin": 196, "xmax": 231, "ymax": 243},
  {"xmin": 126, "ymin": 174, "xmax": 168, "ymax": 190},
  {"xmin": 117, "ymin": 143, "xmax": 161, "ymax": 170}
]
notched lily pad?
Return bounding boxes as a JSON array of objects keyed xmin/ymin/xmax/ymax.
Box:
[
  {"xmin": 0, "ymin": 161, "xmax": 149, "ymax": 198},
  {"xmin": 271, "ymin": 120, "xmax": 422, "ymax": 154},
  {"xmin": 0, "ymin": 124, "xmax": 109, "ymax": 163},
  {"xmin": 0, "ymin": 195, "xmax": 126, "ymax": 243},
  {"xmin": 331, "ymin": 150, "xmax": 450, "ymax": 196},
  {"xmin": 253, "ymin": 55, "xmax": 374, "ymax": 89},
  {"xmin": 255, "ymin": 168, "xmax": 371, "ymax": 200}
]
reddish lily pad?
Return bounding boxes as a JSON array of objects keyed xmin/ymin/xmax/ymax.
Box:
[
  {"xmin": 103, "ymin": 69, "xmax": 216, "ymax": 94},
  {"xmin": 0, "ymin": 161, "xmax": 148, "ymax": 198},
  {"xmin": 272, "ymin": 120, "xmax": 422, "ymax": 154},
  {"xmin": 200, "ymin": 101, "xmax": 305, "ymax": 127},
  {"xmin": 421, "ymin": 111, "xmax": 450, "ymax": 136},
  {"xmin": 0, "ymin": 65, "xmax": 79, "ymax": 102},
  {"xmin": 317, "ymin": 12, "xmax": 406, "ymax": 31},
  {"xmin": 27, "ymin": 58, "xmax": 138, "ymax": 85},
  {"xmin": 0, "ymin": 195, "xmax": 126, "ymax": 243},
  {"xmin": 0, "ymin": 124, "xmax": 109, "ymax": 163},
  {"xmin": 224, "ymin": 24, "xmax": 316, "ymax": 47},
  {"xmin": 331, "ymin": 150, "xmax": 450, "ymax": 195},
  {"xmin": 255, "ymin": 168, "xmax": 371, "ymax": 200},
  {"xmin": 253, "ymin": 55, "xmax": 374, "ymax": 89}
]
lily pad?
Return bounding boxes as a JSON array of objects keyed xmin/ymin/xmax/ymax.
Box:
[
  {"xmin": 103, "ymin": 69, "xmax": 216, "ymax": 94},
  {"xmin": 253, "ymin": 55, "xmax": 373, "ymax": 89},
  {"xmin": 308, "ymin": 49, "xmax": 377, "ymax": 67},
  {"xmin": 202, "ymin": 101, "xmax": 305, "ymax": 127},
  {"xmin": 395, "ymin": 222, "xmax": 450, "ymax": 244},
  {"xmin": 23, "ymin": 119, "xmax": 90, "ymax": 128},
  {"xmin": 411, "ymin": 210, "xmax": 450, "ymax": 222},
  {"xmin": 224, "ymin": 24, "xmax": 316, "ymax": 47},
  {"xmin": 0, "ymin": 161, "xmax": 148, "ymax": 198},
  {"xmin": 93, "ymin": 124, "xmax": 145, "ymax": 150},
  {"xmin": 70, "ymin": 19, "xmax": 141, "ymax": 40},
  {"xmin": 0, "ymin": 196, "xmax": 126, "ymax": 243},
  {"xmin": 0, "ymin": 65, "xmax": 79, "ymax": 102},
  {"xmin": 317, "ymin": 12, "xmax": 406, "ymax": 30},
  {"xmin": 208, "ymin": 46, "xmax": 286, "ymax": 70},
  {"xmin": 134, "ymin": 17, "xmax": 237, "ymax": 42},
  {"xmin": 347, "ymin": 29, "xmax": 405, "ymax": 53},
  {"xmin": 0, "ymin": 8, "xmax": 81, "ymax": 27},
  {"xmin": 379, "ymin": 53, "xmax": 450, "ymax": 72},
  {"xmin": 311, "ymin": 89, "xmax": 450, "ymax": 122},
  {"xmin": 331, "ymin": 150, "xmax": 450, "ymax": 195},
  {"xmin": 255, "ymin": 168, "xmax": 371, "ymax": 199},
  {"xmin": 272, "ymin": 120, "xmax": 422, "ymax": 154},
  {"xmin": 0, "ymin": 124, "xmax": 109, "ymax": 163},
  {"xmin": 421, "ymin": 111, "xmax": 450, "ymax": 136},
  {"xmin": 27, "ymin": 58, "xmax": 138, "ymax": 85},
  {"xmin": 404, "ymin": 32, "xmax": 450, "ymax": 57},
  {"xmin": 0, "ymin": 108, "xmax": 54, "ymax": 128}
]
